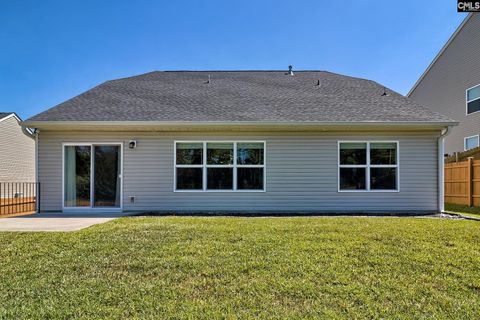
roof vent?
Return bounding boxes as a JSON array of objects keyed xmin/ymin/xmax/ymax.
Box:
[
  {"xmin": 316, "ymin": 79, "xmax": 320, "ymax": 86},
  {"xmin": 381, "ymin": 87, "xmax": 387, "ymax": 96},
  {"xmin": 287, "ymin": 65, "xmax": 294, "ymax": 76},
  {"xmin": 206, "ymin": 74, "xmax": 211, "ymax": 84}
]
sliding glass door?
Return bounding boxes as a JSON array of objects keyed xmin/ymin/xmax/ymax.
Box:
[{"xmin": 64, "ymin": 144, "xmax": 122, "ymax": 209}]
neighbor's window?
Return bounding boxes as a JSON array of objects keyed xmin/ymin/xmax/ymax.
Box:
[
  {"xmin": 467, "ymin": 84, "xmax": 480, "ymax": 114},
  {"xmin": 464, "ymin": 135, "xmax": 479, "ymax": 151},
  {"xmin": 175, "ymin": 142, "xmax": 265, "ymax": 191},
  {"xmin": 339, "ymin": 142, "xmax": 398, "ymax": 191}
]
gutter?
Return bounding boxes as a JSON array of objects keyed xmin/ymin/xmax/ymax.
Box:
[
  {"xmin": 21, "ymin": 125, "xmax": 35, "ymax": 139},
  {"xmin": 438, "ymin": 126, "xmax": 452, "ymax": 213},
  {"xmin": 21, "ymin": 120, "xmax": 459, "ymax": 128}
]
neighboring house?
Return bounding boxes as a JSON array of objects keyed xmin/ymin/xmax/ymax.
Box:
[
  {"xmin": 409, "ymin": 13, "xmax": 480, "ymax": 154},
  {"xmin": 23, "ymin": 70, "xmax": 456, "ymax": 214},
  {"xmin": 0, "ymin": 112, "xmax": 35, "ymax": 182}
]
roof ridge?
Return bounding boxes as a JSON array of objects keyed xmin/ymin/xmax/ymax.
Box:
[
  {"xmin": 106, "ymin": 70, "xmax": 334, "ymax": 83},
  {"xmin": 108, "ymin": 69, "xmax": 381, "ymax": 85}
]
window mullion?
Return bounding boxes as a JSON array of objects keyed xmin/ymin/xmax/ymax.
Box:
[
  {"xmin": 233, "ymin": 142, "xmax": 237, "ymax": 191},
  {"xmin": 203, "ymin": 142, "xmax": 207, "ymax": 191},
  {"xmin": 366, "ymin": 142, "xmax": 371, "ymax": 191},
  {"xmin": 468, "ymin": 96, "xmax": 480, "ymax": 104}
]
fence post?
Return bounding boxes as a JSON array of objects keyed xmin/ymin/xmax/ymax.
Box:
[
  {"xmin": 467, "ymin": 157, "xmax": 474, "ymax": 207},
  {"xmin": 37, "ymin": 182, "xmax": 40, "ymax": 213}
]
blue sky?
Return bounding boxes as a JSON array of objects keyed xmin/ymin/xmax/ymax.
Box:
[{"xmin": 0, "ymin": 1, "xmax": 467, "ymax": 119}]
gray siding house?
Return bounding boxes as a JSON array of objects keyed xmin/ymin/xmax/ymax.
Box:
[
  {"xmin": 23, "ymin": 71, "xmax": 456, "ymax": 214},
  {"xmin": 409, "ymin": 13, "xmax": 480, "ymax": 154},
  {"xmin": 0, "ymin": 112, "xmax": 35, "ymax": 182}
]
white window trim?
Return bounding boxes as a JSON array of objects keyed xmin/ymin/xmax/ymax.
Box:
[
  {"xmin": 464, "ymin": 134, "xmax": 480, "ymax": 151},
  {"xmin": 61, "ymin": 142, "xmax": 124, "ymax": 212},
  {"xmin": 174, "ymin": 141, "xmax": 266, "ymax": 192},
  {"xmin": 466, "ymin": 83, "xmax": 480, "ymax": 115},
  {"xmin": 337, "ymin": 141, "xmax": 400, "ymax": 193}
]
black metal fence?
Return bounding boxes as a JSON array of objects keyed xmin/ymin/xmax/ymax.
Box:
[{"xmin": 0, "ymin": 182, "xmax": 40, "ymax": 215}]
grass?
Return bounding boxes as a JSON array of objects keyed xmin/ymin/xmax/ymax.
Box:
[
  {"xmin": 445, "ymin": 203, "xmax": 480, "ymax": 219},
  {"xmin": 0, "ymin": 216, "xmax": 479, "ymax": 319}
]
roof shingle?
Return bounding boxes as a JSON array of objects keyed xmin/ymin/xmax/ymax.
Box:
[
  {"xmin": 0, "ymin": 112, "xmax": 14, "ymax": 120},
  {"xmin": 27, "ymin": 71, "xmax": 454, "ymax": 123}
]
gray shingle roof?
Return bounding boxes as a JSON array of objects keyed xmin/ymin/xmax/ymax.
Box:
[
  {"xmin": 0, "ymin": 112, "xmax": 14, "ymax": 120},
  {"xmin": 27, "ymin": 71, "xmax": 454, "ymax": 123}
]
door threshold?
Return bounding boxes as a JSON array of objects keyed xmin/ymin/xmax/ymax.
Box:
[{"xmin": 63, "ymin": 209, "xmax": 123, "ymax": 214}]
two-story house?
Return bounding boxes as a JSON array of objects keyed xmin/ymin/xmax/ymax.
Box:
[{"xmin": 409, "ymin": 13, "xmax": 480, "ymax": 154}]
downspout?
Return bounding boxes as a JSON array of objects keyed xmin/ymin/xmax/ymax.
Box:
[
  {"xmin": 21, "ymin": 125, "xmax": 35, "ymax": 139},
  {"xmin": 438, "ymin": 126, "xmax": 451, "ymax": 213},
  {"xmin": 35, "ymin": 129, "xmax": 39, "ymax": 213},
  {"xmin": 21, "ymin": 124, "xmax": 39, "ymax": 213},
  {"xmin": 33, "ymin": 129, "xmax": 39, "ymax": 184}
]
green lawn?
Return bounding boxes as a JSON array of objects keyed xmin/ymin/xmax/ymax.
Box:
[
  {"xmin": 0, "ymin": 217, "xmax": 479, "ymax": 319},
  {"xmin": 445, "ymin": 203, "xmax": 480, "ymax": 219}
]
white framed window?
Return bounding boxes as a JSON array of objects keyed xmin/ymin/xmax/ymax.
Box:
[
  {"xmin": 466, "ymin": 84, "xmax": 480, "ymax": 115},
  {"xmin": 174, "ymin": 141, "xmax": 265, "ymax": 192},
  {"xmin": 338, "ymin": 141, "xmax": 399, "ymax": 192},
  {"xmin": 464, "ymin": 135, "xmax": 479, "ymax": 151}
]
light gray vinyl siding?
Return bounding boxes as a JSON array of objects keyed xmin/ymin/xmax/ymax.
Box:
[
  {"xmin": 38, "ymin": 130, "xmax": 439, "ymax": 213},
  {"xmin": 409, "ymin": 14, "xmax": 480, "ymax": 154},
  {"xmin": 0, "ymin": 116, "xmax": 35, "ymax": 182}
]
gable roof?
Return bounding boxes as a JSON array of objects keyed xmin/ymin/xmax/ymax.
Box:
[
  {"xmin": 0, "ymin": 112, "xmax": 15, "ymax": 121},
  {"xmin": 0, "ymin": 112, "xmax": 34, "ymax": 136},
  {"xmin": 408, "ymin": 13, "xmax": 474, "ymax": 97},
  {"xmin": 26, "ymin": 70, "xmax": 454, "ymax": 126}
]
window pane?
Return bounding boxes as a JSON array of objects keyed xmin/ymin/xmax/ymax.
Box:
[
  {"xmin": 176, "ymin": 143, "xmax": 203, "ymax": 165},
  {"xmin": 465, "ymin": 136, "xmax": 479, "ymax": 150},
  {"xmin": 467, "ymin": 99, "xmax": 480, "ymax": 114},
  {"xmin": 94, "ymin": 146, "xmax": 121, "ymax": 207},
  {"xmin": 370, "ymin": 143, "xmax": 397, "ymax": 165},
  {"xmin": 237, "ymin": 143, "xmax": 264, "ymax": 165},
  {"xmin": 176, "ymin": 168, "xmax": 203, "ymax": 190},
  {"xmin": 340, "ymin": 143, "xmax": 367, "ymax": 165},
  {"xmin": 207, "ymin": 168, "xmax": 233, "ymax": 190},
  {"xmin": 207, "ymin": 143, "xmax": 233, "ymax": 165},
  {"xmin": 237, "ymin": 168, "xmax": 264, "ymax": 190},
  {"xmin": 467, "ymin": 85, "xmax": 480, "ymax": 101},
  {"xmin": 339, "ymin": 168, "xmax": 366, "ymax": 190},
  {"xmin": 370, "ymin": 168, "xmax": 397, "ymax": 190},
  {"xmin": 64, "ymin": 146, "xmax": 91, "ymax": 207}
]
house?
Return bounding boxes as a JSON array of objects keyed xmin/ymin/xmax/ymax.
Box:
[
  {"xmin": 408, "ymin": 13, "xmax": 480, "ymax": 154},
  {"xmin": 23, "ymin": 70, "xmax": 457, "ymax": 214},
  {"xmin": 0, "ymin": 112, "xmax": 35, "ymax": 182}
]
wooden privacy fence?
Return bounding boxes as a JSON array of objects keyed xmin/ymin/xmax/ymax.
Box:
[
  {"xmin": 0, "ymin": 182, "xmax": 40, "ymax": 215},
  {"xmin": 445, "ymin": 158, "xmax": 480, "ymax": 207}
]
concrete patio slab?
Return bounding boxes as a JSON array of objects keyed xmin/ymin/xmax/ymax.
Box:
[{"xmin": 0, "ymin": 212, "xmax": 132, "ymax": 232}]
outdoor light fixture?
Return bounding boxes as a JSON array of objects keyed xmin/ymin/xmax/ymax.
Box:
[{"xmin": 129, "ymin": 140, "xmax": 137, "ymax": 149}]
